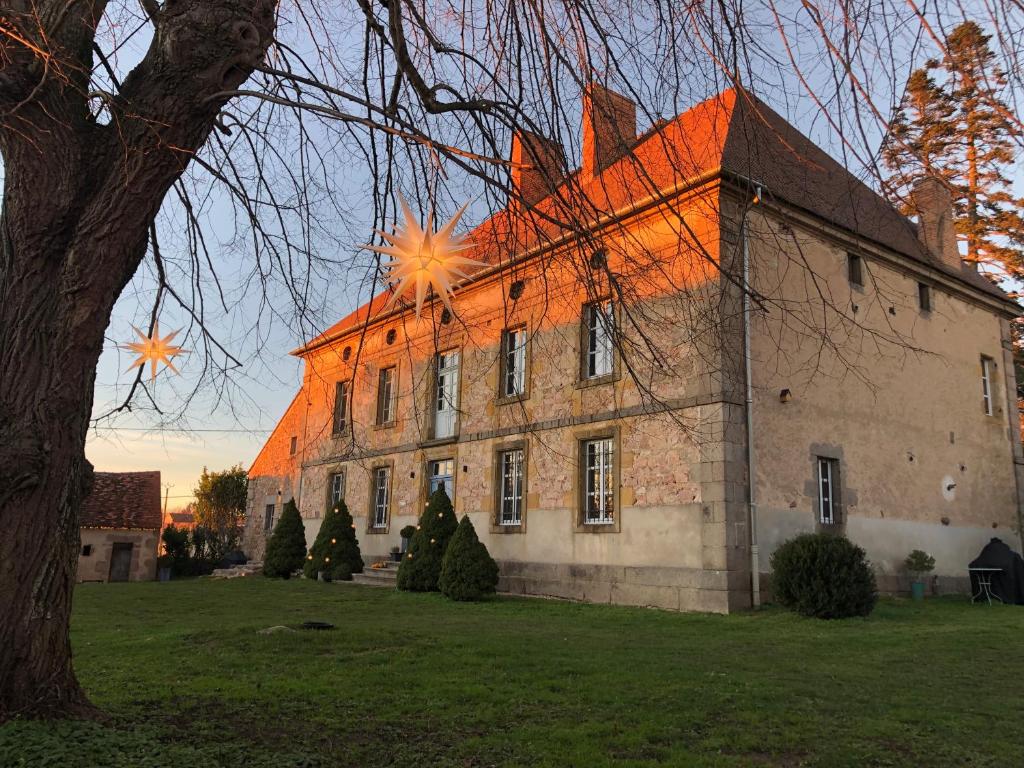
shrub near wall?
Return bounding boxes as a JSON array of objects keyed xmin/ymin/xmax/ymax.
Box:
[
  {"xmin": 439, "ymin": 516, "xmax": 499, "ymax": 601},
  {"xmin": 397, "ymin": 488, "xmax": 457, "ymax": 592},
  {"xmin": 263, "ymin": 501, "xmax": 306, "ymax": 579},
  {"xmin": 304, "ymin": 501, "xmax": 363, "ymax": 581},
  {"xmin": 770, "ymin": 533, "xmax": 878, "ymax": 619}
]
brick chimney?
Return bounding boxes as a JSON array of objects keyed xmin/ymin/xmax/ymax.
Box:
[
  {"xmin": 582, "ymin": 84, "xmax": 636, "ymax": 181},
  {"xmin": 510, "ymin": 131, "xmax": 564, "ymax": 208},
  {"xmin": 911, "ymin": 176, "xmax": 962, "ymax": 270}
]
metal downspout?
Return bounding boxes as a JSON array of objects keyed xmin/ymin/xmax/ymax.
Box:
[{"xmin": 743, "ymin": 195, "xmax": 761, "ymax": 608}]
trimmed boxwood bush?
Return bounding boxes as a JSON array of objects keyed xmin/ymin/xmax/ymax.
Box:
[
  {"xmin": 263, "ymin": 500, "xmax": 306, "ymax": 579},
  {"xmin": 397, "ymin": 488, "xmax": 457, "ymax": 592},
  {"xmin": 304, "ymin": 500, "xmax": 363, "ymax": 581},
  {"xmin": 439, "ymin": 515, "xmax": 499, "ymax": 601},
  {"xmin": 770, "ymin": 533, "xmax": 878, "ymax": 619}
]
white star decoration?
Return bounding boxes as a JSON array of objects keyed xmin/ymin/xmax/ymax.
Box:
[
  {"xmin": 367, "ymin": 197, "xmax": 481, "ymax": 320},
  {"xmin": 120, "ymin": 323, "xmax": 186, "ymax": 381}
]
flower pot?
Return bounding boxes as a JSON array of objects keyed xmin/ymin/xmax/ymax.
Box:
[
  {"xmin": 317, "ymin": 570, "xmax": 327, "ymax": 582},
  {"xmin": 911, "ymin": 581, "xmax": 926, "ymax": 601},
  {"xmin": 158, "ymin": 567, "xmax": 171, "ymax": 583},
  {"xmin": 391, "ymin": 551, "xmax": 402, "ymax": 562}
]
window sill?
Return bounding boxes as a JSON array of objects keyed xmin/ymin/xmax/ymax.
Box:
[
  {"xmin": 574, "ymin": 519, "xmax": 619, "ymax": 534},
  {"xmin": 419, "ymin": 435, "xmax": 458, "ymax": 449},
  {"xmin": 576, "ymin": 372, "xmax": 619, "ymax": 390},
  {"xmin": 373, "ymin": 421, "xmax": 398, "ymax": 431},
  {"xmin": 491, "ymin": 522, "xmax": 525, "ymax": 534},
  {"xmin": 366, "ymin": 525, "xmax": 390, "ymax": 534},
  {"xmin": 495, "ymin": 392, "xmax": 528, "ymax": 407}
]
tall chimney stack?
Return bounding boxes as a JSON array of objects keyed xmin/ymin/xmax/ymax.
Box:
[
  {"xmin": 582, "ymin": 84, "xmax": 636, "ymax": 181},
  {"xmin": 911, "ymin": 176, "xmax": 963, "ymax": 270},
  {"xmin": 510, "ymin": 131, "xmax": 564, "ymax": 208}
]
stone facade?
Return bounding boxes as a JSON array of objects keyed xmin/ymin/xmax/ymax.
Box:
[
  {"xmin": 77, "ymin": 528, "xmax": 159, "ymax": 583},
  {"xmin": 243, "ymin": 89, "xmax": 1022, "ymax": 612}
]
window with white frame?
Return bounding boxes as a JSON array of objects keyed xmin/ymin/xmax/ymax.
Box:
[
  {"xmin": 502, "ymin": 327, "xmax": 527, "ymax": 397},
  {"xmin": 981, "ymin": 356, "xmax": 994, "ymax": 415},
  {"xmin": 817, "ymin": 457, "xmax": 839, "ymax": 525},
  {"xmin": 332, "ymin": 381, "xmax": 349, "ymax": 434},
  {"xmin": 263, "ymin": 503, "xmax": 275, "ymax": 532},
  {"xmin": 329, "ymin": 471, "xmax": 345, "ymax": 507},
  {"xmin": 372, "ymin": 467, "xmax": 391, "ymax": 528},
  {"xmin": 583, "ymin": 437, "xmax": 615, "ymax": 524},
  {"xmin": 433, "ymin": 351, "xmax": 460, "ymax": 438},
  {"xmin": 499, "ymin": 448, "xmax": 524, "ymax": 526},
  {"xmin": 584, "ymin": 301, "xmax": 614, "ymax": 379},
  {"xmin": 376, "ymin": 367, "xmax": 396, "ymax": 425}
]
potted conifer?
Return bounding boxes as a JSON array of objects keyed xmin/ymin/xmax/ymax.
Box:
[
  {"xmin": 400, "ymin": 525, "xmax": 417, "ymax": 554},
  {"xmin": 904, "ymin": 549, "xmax": 936, "ymax": 601}
]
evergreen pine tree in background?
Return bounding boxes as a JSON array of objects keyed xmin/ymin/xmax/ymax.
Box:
[
  {"xmin": 397, "ymin": 488, "xmax": 458, "ymax": 592},
  {"xmin": 263, "ymin": 500, "xmax": 307, "ymax": 579},
  {"xmin": 883, "ymin": 21, "xmax": 1024, "ymax": 280},
  {"xmin": 439, "ymin": 516, "xmax": 500, "ymax": 601},
  {"xmin": 303, "ymin": 500, "xmax": 364, "ymax": 581}
]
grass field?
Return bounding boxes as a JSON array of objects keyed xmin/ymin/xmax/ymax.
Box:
[{"xmin": 2, "ymin": 579, "xmax": 1022, "ymax": 767}]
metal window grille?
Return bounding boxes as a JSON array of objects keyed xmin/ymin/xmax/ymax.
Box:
[
  {"xmin": 817, "ymin": 458, "xmax": 837, "ymax": 525},
  {"xmin": 428, "ymin": 459, "xmax": 454, "ymax": 500},
  {"xmin": 499, "ymin": 449, "xmax": 524, "ymax": 525},
  {"xmin": 586, "ymin": 302, "xmax": 614, "ymax": 379},
  {"xmin": 373, "ymin": 467, "xmax": 390, "ymax": 528},
  {"xmin": 981, "ymin": 357, "xmax": 993, "ymax": 416},
  {"xmin": 584, "ymin": 438, "xmax": 615, "ymax": 524},
  {"xmin": 337, "ymin": 381, "xmax": 348, "ymax": 430},
  {"xmin": 503, "ymin": 328, "xmax": 527, "ymax": 396},
  {"xmin": 330, "ymin": 472, "xmax": 345, "ymax": 505},
  {"xmin": 377, "ymin": 367, "xmax": 395, "ymax": 424}
]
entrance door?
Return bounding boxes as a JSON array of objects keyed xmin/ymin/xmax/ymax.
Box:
[{"xmin": 108, "ymin": 542, "xmax": 133, "ymax": 582}]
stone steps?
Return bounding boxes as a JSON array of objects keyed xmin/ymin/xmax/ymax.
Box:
[
  {"xmin": 210, "ymin": 562, "xmax": 263, "ymax": 579},
  {"xmin": 349, "ymin": 562, "xmax": 400, "ymax": 587}
]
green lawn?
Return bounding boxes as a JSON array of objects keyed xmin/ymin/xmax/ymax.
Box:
[{"xmin": 2, "ymin": 580, "xmax": 1022, "ymax": 767}]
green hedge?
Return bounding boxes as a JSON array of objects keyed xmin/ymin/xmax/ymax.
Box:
[{"xmin": 770, "ymin": 532, "xmax": 878, "ymax": 619}]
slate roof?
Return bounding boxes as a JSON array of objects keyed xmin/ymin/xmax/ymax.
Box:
[
  {"xmin": 297, "ymin": 88, "xmax": 1013, "ymax": 355},
  {"xmin": 81, "ymin": 471, "xmax": 162, "ymax": 530}
]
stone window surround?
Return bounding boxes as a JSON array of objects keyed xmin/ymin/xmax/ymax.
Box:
[
  {"xmin": 366, "ymin": 460, "xmax": 395, "ymax": 534},
  {"xmin": 425, "ymin": 345, "xmax": 465, "ymax": 441},
  {"xmin": 573, "ymin": 424, "xmax": 622, "ymax": 533},
  {"xmin": 419, "ymin": 444, "xmax": 460, "ymax": 516},
  {"xmin": 373, "ymin": 360, "xmax": 401, "ymax": 429},
  {"xmin": 496, "ymin": 324, "xmax": 531, "ymax": 405},
  {"xmin": 490, "ymin": 438, "xmax": 529, "ymax": 534},
  {"xmin": 577, "ymin": 298, "xmax": 621, "ymax": 389}
]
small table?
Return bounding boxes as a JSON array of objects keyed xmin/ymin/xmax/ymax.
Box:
[{"xmin": 969, "ymin": 567, "xmax": 1004, "ymax": 605}]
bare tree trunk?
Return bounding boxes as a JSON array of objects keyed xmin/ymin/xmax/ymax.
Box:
[{"xmin": 0, "ymin": 0, "xmax": 276, "ymax": 721}]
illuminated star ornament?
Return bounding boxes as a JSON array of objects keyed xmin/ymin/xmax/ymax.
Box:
[
  {"xmin": 121, "ymin": 323, "xmax": 186, "ymax": 380},
  {"xmin": 367, "ymin": 196, "xmax": 482, "ymax": 319}
]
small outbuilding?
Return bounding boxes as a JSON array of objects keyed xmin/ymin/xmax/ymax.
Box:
[{"xmin": 78, "ymin": 471, "xmax": 162, "ymax": 583}]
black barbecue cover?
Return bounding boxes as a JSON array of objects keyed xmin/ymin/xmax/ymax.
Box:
[{"xmin": 968, "ymin": 538, "xmax": 1024, "ymax": 605}]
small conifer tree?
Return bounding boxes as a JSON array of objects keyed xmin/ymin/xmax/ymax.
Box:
[
  {"xmin": 262, "ymin": 500, "xmax": 307, "ymax": 579},
  {"xmin": 304, "ymin": 500, "xmax": 364, "ymax": 581},
  {"xmin": 397, "ymin": 487, "xmax": 458, "ymax": 592},
  {"xmin": 439, "ymin": 515, "xmax": 500, "ymax": 601}
]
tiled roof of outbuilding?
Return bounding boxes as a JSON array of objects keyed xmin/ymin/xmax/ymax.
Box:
[{"xmin": 81, "ymin": 471, "xmax": 162, "ymax": 530}]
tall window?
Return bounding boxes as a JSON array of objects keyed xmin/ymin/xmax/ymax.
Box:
[
  {"xmin": 918, "ymin": 282, "xmax": 932, "ymax": 312},
  {"xmin": 434, "ymin": 351, "xmax": 460, "ymax": 438},
  {"xmin": 372, "ymin": 467, "xmax": 391, "ymax": 528},
  {"xmin": 427, "ymin": 458, "xmax": 454, "ymax": 500},
  {"xmin": 501, "ymin": 327, "xmax": 527, "ymax": 397},
  {"xmin": 499, "ymin": 448, "xmax": 524, "ymax": 526},
  {"xmin": 332, "ymin": 381, "xmax": 349, "ymax": 434},
  {"xmin": 583, "ymin": 437, "xmax": 615, "ymax": 524},
  {"xmin": 583, "ymin": 301, "xmax": 614, "ymax": 379},
  {"xmin": 817, "ymin": 457, "xmax": 839, "ymax": 525},
  {"xmin": 376, "ymin": 366, "xmax": 396, "ymax": 425},
  {"xmin": 847, "ymin": 252, "xmax": 863, "ymax": 287},
  {"xmin": 329, "ymin": 471, "xmax": 345, "ymax": 506},
  {"xmin": 289, "ymin": 436, "xmax": 297, "ymax": 455},
  {"xmin": 981, "ymin": 356, "xmax": 994, "ymax": 416},
  {"xmin": 263, "ymin": 503, "xmax": 275, "ymax": 532}
]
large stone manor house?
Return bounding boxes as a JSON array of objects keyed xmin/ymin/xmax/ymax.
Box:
[{"xmin": 243, "ymin": 87, "xmax": 1023, "ymax": 613}]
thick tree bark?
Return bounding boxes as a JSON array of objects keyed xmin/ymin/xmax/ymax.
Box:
[{"xmin": 0, "ymin": 0, "xmax": 275, "ymax": 721}]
